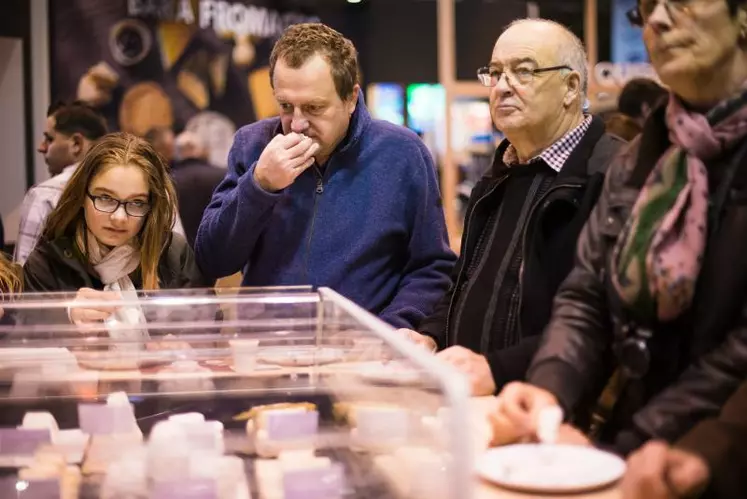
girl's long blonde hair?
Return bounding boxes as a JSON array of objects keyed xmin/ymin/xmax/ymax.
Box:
[
  {"xmin": 0, "ymin": 252, "xmax": 21, "ymax": 297},
  {"xmin": 42, "ymin": 132, "xmax": 177, "ymax": 289}
]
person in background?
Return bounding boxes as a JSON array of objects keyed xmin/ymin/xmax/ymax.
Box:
[
  {"xmin": 401, "ymin": 18, "xmax": 624, "ymax": 395},
  {"xmin": 495, "ymin": 0, "xmax": 747, "ymax": 456},
  {"xmin": 144, "ymin": 126, "xmax": 176, "ymax": 166},
  {"xmin": 618, "ymin": 77, "xmax": 668, "ymax": 128},
  {"xmin": 23, "ymin": 133, "xmax": 210, "ymax": 323},
  {"xmin": 622, "ymin": 380, "xmax": 747, "ymax": 499},
  {"xmin": 195, "ymin": 23, "xmax": 455, "ymax": 328},
  {"xmin": 170, "ymin": 131, "xmax": 225, "ymax": 247},
  {"xmin": 15, "ymin": 102, "xmax": 108, "ymax": 265},
  {"xmin": 603, "ymin": 78, "xmax": 668, "ymax": 141},
  {"xmin": 604, "ymin": 111, "xmax": 645, "ymax": 141}
]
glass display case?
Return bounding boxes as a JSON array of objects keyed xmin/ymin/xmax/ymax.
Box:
[{"xmin": 0, "ymin": 287, "xmax": 472, "ymax": 499}]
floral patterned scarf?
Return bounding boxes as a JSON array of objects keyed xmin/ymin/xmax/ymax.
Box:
[{"xmin": 612, "ymin": 88, "xmax": 747, "ymax": 321}]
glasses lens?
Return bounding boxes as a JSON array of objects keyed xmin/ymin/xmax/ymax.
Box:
[
  {"xmin": 626, "ymin": 7, "xmax": 643, "ymax": 26},
  {"xmin": 125, "ymin": 202, "xmax": 150, "ymax": 217},
  {"xmin": 94, "ymin": 197, "xmax": 119, "ymax": 213},
  {"xmin": 513, "ymin": 68, "xmax": 535, "ymax": 85},
  {"xmin": 477, "ymin": 68, "xmax": 492, "ymax": 87}
]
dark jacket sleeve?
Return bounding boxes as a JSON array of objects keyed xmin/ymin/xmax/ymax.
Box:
[
  {"xmin": 194, "ymin": 128, "xmax": 285, "ymax": 279},
  {"xmin": 616, "ymin": 318, "xmax": 747, "ymax": 451},
  {"xmin": 416, "ymin": 178, "xmax": 485, "ymax": 347},
  {"xmin": 525, "ymin": 148, "xmax": 636, "ymax": 414},
  {"xmin": 676, "ymin": 381, "xmax": 747, "ymax": 499},
  {"xmin": 485, "ymin": 336, "xmax": 542, "ymax": 392},
  {"xmin": 485, "ymin": 139, "xmax": 622, "ymax": 394},
  {"xmin": 377, "ymin": 141, "xmax": 456, "ymax": 329},
  {"xmin": 163, "ymin": 232, "xmax": 215, "ymax": 289},
  {"xmin": 416, "ymin": 280, "xmax": 456, "ymax": 349},
  {"xmin": 22, "ymin": 243, "xmax": 64, "ymax": 293}
]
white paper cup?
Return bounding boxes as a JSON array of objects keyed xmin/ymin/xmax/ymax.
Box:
[{"xmin": 230, "ymin": 339, "xmax": 260, "ymax": 374}]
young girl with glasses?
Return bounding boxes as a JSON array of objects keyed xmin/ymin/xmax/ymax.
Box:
[{"xmin": 23, "ymin": 132, "xmax": 210, "ymax": 324}]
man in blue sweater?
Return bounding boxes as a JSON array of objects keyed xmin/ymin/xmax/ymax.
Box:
[{"xmin": 195, "ymin": 23, "xmax": 455, "ymax": 329}]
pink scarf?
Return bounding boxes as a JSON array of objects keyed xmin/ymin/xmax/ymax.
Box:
[{"xmin": 612, "ymin": 89, "xmax": 747, "ymax": 321}]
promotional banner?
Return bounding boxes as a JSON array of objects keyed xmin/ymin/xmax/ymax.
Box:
[
  {"xmin": 611, "ymin": 0, "xmax": 648, "ymax": 63},
  {"xmin": 50, "ymin": 0, "xmax": 319, "ymax": 166}
]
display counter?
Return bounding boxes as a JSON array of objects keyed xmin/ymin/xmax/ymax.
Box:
[
  {"xmin": 0, "ymin": 287, "xmax": 623, "ymax": 498},
  {"xmin": 0, "ymin": 287, "xmax": 471, "ymax": 498}
]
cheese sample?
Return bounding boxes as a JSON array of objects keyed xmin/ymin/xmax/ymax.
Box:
[
  {"xmin": 100, "ymin": 448, "xmax": 147, "ymax": 499},
  {"xmin": 21, "ymin": 412, "xmax": 59, "ymax": 436},
  {"xmin": 168, "ymin": 414, "xmax": 225, "ymax": 455},
  {"xmin": 339, "ymin": 403, "xmax": 410, "ymax": 453},
  {"xmin": 244, "ymin": 403, "xmax": 319, "ymax": 458},
  {"xmin": 19, "ymin": 448, "xmax": 81, "ymax": 499},
  {"xmin": 255, "ymin": 454, "xmax": 337, "ymax": 499},
  {"xmin": 147, "ymin": 420, "xmax": 192, "ymax": 481},
  {"xmin": 189, "ymin": 455, "xmax": 251, "ymax": 499}
]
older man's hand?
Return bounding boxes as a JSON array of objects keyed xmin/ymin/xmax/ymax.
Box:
[
  {"xmin": 621, "ymin": 441, "xmax": 710, "ymax": 499},
  {"xmin": 436, "ymin": 346, "xmax": 496, "ymax": 396},
  {"xmin": 396, "ymin": 329, "xmax": 437, "ymax": 352}
]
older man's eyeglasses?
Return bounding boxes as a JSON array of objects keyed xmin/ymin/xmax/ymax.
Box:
[
  {"xmin": 627, "ymin": 0, "xmax": 694, "ymax": 27},
  {"xmin": 477, "ymin": 65, "xmax": 572, "ymax": 87},
  {"xmin": 87, "ymin": 193, "xmax": 151, "ymax": 217}
]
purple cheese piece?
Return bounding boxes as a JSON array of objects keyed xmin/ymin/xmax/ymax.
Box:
[
  {"xmin": 0, "ymin": 428, "xmax": 51, "ymax": 456},
  {"xmin": 265, "ymin": 410, "xmax": 318, "ymax": 441},
  {"xmin": 282, "ymin": 462, "xmax": 344, "ymax": 499},
  {"xmin": 150, "ymin": 478, "xmax": 218, "ymax": 499},
  {"xmin": 78, "ymin": 404, "xmax": 135, "ymax": 435},
  {"xmin": 19, "ymin": 478, "xmax": 61, "ymax": 499}
]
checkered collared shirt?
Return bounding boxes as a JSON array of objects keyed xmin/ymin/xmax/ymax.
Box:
[
  {"xmin": 14, "ymin": 164, "xmax": 78, "ymax": 265},
  {"xmin": 13, "ymin": 164, "xmax": 187, "ymax": 265},
  {"xmin": 502, "ymin": 115, "xmax": 593, "ymax": 172}
]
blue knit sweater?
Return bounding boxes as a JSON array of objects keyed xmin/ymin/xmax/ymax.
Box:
[{"xmin": 195, "ymin": 96, "xmax": 455, "ymax": 328}]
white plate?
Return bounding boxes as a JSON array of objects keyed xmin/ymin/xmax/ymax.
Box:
[
  {"xmin": 476, "ymin": 444, "xmax": 626, "ymax": 494},
  {"xmin": 75, "ymin": 351, "xmax": 175, "ymax": 371},
  {"xmin": 257, "ymin": 347, "xmax": 344, "ymax": 367},
  {"xmin": 349, "ymin": 361, "xmax": 422, "ymax": 385}
]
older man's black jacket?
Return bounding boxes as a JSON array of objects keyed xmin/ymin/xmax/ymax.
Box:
[{"xmin": 418, "ymin": 116, "xmax": 624, "ymax": 391}]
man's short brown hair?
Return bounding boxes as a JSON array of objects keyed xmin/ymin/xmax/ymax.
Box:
[{"xmin": 269, "ymin": 23, "xmax": 359, "ymax": 101}]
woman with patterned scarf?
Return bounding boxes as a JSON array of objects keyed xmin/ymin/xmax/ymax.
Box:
[
  {"xmin": 489, "ymin": 0, "xmax": 747, "ymax": 496},
  {"xmin": 22, "ymin": 133, "xmax": 211, "ymax": 347}
]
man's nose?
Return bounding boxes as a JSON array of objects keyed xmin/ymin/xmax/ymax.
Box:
[
  {"xmin": 291, "ymin": 109, "xmax": 309, "ymax": 133},
  {"xmin": 494, "ymin": 71, "xmax": 514, "ymax": 95}
]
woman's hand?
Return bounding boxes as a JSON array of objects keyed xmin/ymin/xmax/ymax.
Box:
[
  {"xmin": 69, "ymin": 287, "xmax": 121, "ymax": 325},
  {"xmin": 621, "ymin": 441, "xmax": 710, "ymax": 498},
  {"xmin": 496, "ymin": 381, "xmax": 561, "ymax": 440}
]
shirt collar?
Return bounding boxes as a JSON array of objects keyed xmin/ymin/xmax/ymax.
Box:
[{"xmin": 502, "ymin": 115, "xmax": 593, "ymax": 172}]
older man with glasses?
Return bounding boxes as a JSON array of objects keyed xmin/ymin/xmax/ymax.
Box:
[{"xmin": 401, "ymin": 18, "xmax": 625, "ymax": 396}]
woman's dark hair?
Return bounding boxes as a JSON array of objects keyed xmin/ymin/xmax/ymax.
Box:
[{"xmin": 728, "ymin": 0, "xmax": 741, "ymax": 15}]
